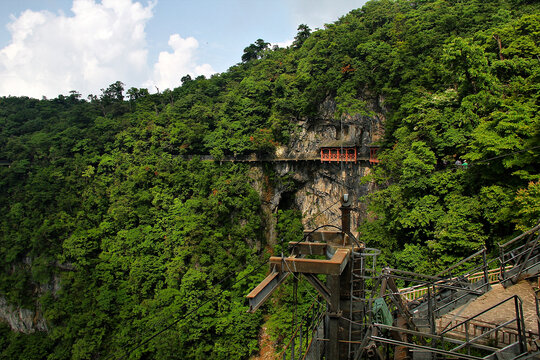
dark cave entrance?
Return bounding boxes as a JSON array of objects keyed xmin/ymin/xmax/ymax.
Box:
[{"xmin": 278, "ymin": 190, "xmax": 296, "ymax": 210}]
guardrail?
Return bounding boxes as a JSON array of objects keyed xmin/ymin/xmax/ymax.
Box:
[
  {"xmin": 437, "ymin": 314, "xmax": 538, "ymax": 348},
  {"xmin": 535, "ymin": 288, "xmax": 540, "ymax": 338},
  {"xmin": 439, "ymin": 295, "xmax": 529, "ymax": 355},
  {"xmin": 399, "ymin": 266, "xmax": 512, "ymax": 301},
  {"xmin": 278, "ymin": 300, "xmax": 326, "ymax": 360},
  {"xmin": 499, "ymin": 222, "xmax": 540, "ymax": 286}
]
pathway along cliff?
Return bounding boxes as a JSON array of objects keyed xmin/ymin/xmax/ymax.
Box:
[{"xmin": 248, "ymin": 97, "xmax": 384, "ymax": 247}]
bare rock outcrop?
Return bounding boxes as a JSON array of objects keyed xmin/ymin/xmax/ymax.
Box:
[
  {"xmin": 0, "ymin": 269, "xmax": 62, "ymax": 333},
  {"xmin": 0, "ymin": 297, "xmax": 48, "ymax": 333},
  {"xmin": 252, "ymin": 96, "xmax": 386, "ymax": 245}
]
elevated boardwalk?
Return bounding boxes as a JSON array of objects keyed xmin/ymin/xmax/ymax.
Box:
[{"xmin": 185, "ymin": 154, "xmax": 371, "ymax": 163}]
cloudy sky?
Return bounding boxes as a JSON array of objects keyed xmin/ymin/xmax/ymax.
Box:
[{"xmin": 0, "ymin": 0, "xmax": 367, "ymax": 99}]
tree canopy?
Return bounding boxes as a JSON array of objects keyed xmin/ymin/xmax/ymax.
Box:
[{"xmin": 0, "ymin": 0, "xmax": 539, "ymax": 358}]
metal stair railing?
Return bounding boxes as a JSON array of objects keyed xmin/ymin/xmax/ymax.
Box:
[
  {"xmin": 499, "ymin": 222, "xmax": 540, "ymax": 286},
  {"xmin": 438, "ymin": 314, "xmax": 539, "ymax": 348},
  {"xmin": 396, "ymin": 248, "xmax": 492, "ymax": 322},
  {"xmin": 534, "ymin": 287, "xmax": 540, "ymax": 354},
  {"xmin": 440, "ymin": 295, "xmax": 528, "ymax": 356},
  {"xmin": 536, "ymin": 288, "xmax": 540, "ymax": 337},
  {"xmin": 370, "ymin": 295, "xmax": 530, "ymax": 359},
  {"xmin": 371, "ymin": 323, "xmax": 499, "ymax": 359},
  {"xmin": 400, "ymin": 266, "xmax": 512, "ymax": 301}
]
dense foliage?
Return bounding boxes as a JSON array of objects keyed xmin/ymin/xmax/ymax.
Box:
[
  {"xmin": 354, "ymin": 0, "xmax": 540, "ymax": 272},
  {"xmin": 0, "ymin": 0, "xmax": 539, "ymax": 358},
  {"xmin": 0, "ymin": 91, "xmax": 266, "ymax": 359}
]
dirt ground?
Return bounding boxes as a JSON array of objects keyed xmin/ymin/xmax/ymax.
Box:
[{"xmin": 250, "ymin": 324, "xmax": 279, "ymax": 360}]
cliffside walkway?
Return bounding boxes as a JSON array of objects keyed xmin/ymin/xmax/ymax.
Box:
[{"xmin": 184, "ymin": 154, "xmax": 371, "ymax": 163}]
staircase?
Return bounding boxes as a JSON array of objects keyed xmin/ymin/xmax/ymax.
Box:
[
  {"xmin": 395, "ymin": 223, "xmax": 540, "ymax": 359},
  {"xmin": 401, "ymin": 248, "xmax": 493, "ymax": 335},
  {"xmin": 277, "ymin": 223, "xmax": 540, "ymax": 359}
]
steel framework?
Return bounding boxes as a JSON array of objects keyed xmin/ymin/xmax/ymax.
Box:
[{"xmin": 246, "ymin": 201, "xmax": 540, "ymax": 359}]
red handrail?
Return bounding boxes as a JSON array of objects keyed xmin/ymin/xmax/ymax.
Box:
[{"xmin": 320, "ymin": 147, "xmax": 357, "ymax": 163}]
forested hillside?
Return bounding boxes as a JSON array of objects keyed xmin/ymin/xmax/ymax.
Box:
[{"xmin": 0, "ymin": 0, "xmax": 539, "ymax": 359}]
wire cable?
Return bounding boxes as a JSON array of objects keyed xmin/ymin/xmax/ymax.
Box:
[
  {"xmin": 119, "ymin": 215, "xmax": 350, "ymax": 358},
  {"xmin": 472, "ymin": 145, "xmax": 540, "ymax": 164},
  {"xmin": 304, "ymin": 199, "xmax": 342, "ymax": 228},
  {"xmin": 282, "ymin": 255, "xmax": 326, "ymax": 309},
  {"xmin": 304, "ymin": 199, "xmax": 341, "ymax": 224}
]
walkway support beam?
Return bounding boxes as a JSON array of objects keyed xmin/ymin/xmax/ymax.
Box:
[
  {"xmin": 269, "ymin": 249, "xmax": 350, "ymax": 275},
  {"xmin": 246, "ymin": 270, "xmax": 290, "ymax": 313}
]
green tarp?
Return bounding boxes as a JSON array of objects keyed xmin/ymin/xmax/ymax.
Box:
[{"xmin": 372, "ymin": 297, "xmax": 393, "ymax": 326}]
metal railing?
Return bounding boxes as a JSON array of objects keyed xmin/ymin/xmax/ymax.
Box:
[
  {"xmin": 370, "ymin": 295, "xmax": 529, "ymax": 359},
  {"xmin": 400, "ymin": 266, "xmax": 512, "ymax": 301},
  {"xmin": 279, "ymin": 300, "xmax": 326, "ymax": 360},
  {"xmin": 393, "ymin": 248, "xmax": 490, "ymax": 312},
  {"xmin": 440, "ymin": 295, "xmax": 528, "ymax": 355},
  {"xmin": 533, "ymin": 287, "xmax": 540, "ymax": 356},
  {"xmin": 499, "ymin": 222, "xmax": 540, "ymax": 285},
  {"xmin": 276, "ymin": 222, "xmax": 540, "ymax": 359},
  {"xmin": 438, "ymin": 314, "xmax": 538, "ymax": 348}
]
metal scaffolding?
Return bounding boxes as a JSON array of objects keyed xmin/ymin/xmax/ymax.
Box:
[{"xmin": 246, "ymin": 200, "xmax": 540, "ymax": 359}]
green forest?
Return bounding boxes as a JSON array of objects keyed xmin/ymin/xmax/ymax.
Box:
[{"xmin": 0, "ymin": 0, "xmax": 539, "ymax": 358}]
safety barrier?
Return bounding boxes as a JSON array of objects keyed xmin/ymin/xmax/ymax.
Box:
[{"xmin": 399, "ymin": 266, "xmax": 512, "ymax": 301}]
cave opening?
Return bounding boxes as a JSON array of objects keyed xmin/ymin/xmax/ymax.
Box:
[{"xmin": 278, "ymin": 191, "xmax": 296, "ymax": 210}]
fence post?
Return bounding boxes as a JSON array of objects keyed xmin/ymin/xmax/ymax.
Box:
[
  {"xmin": 515, "ymin": 296, "xmax": 526, "ymax": 354},
  {"xmin": 535, "ymin": 289, "xmax": 540, "ymax": 337},
  {"xmin": 499, "ymin": 244, "xmax": 506, "ymax": 282},
  {"xmin": 482, "ymin": 248, "xmax": 489, "ymax": 289},
  {"xmin": 465, "ymin": 321, "xmax": 470, "ymax": 355}
]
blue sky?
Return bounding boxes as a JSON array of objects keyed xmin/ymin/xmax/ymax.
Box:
[{"xmin": 0, "ymin": 0, "xmax": 367, "ymax": 98}]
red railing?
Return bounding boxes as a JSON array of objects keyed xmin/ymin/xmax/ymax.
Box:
[
  {"xmin": 369, "ymin": 147, "xmax": 379, "ymax": 164},
  {"xmin": 320, "ymin": 148, "xmax": 357, "ymax": 163}
]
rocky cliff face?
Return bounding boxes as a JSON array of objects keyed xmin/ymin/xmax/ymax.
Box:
[
  {"xmin": 0, "ymin": 263, "xmax": 62, "ymax": 333},
  {"xmin": 0, "ymin": 297, "xmax": 48, "ymax": 333},
  {"xmin": 252, "ymin": 97, "xmax": 386, "ymax": 246}
]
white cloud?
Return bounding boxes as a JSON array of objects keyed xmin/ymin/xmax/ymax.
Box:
[
  {"xmin": 272, "ymin": 39, "xmax": 294, "ymax": 49},
  {"xmin": 0, "ymin": 0, "xmax": 156, "ymax": 98},
  {"xmin": 0, "ymin": 0, "xmax": 215, "ymax": 98},
  {"xmin": 146, "ymin": 33, "xmax": 215, "ymax": 91}
]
